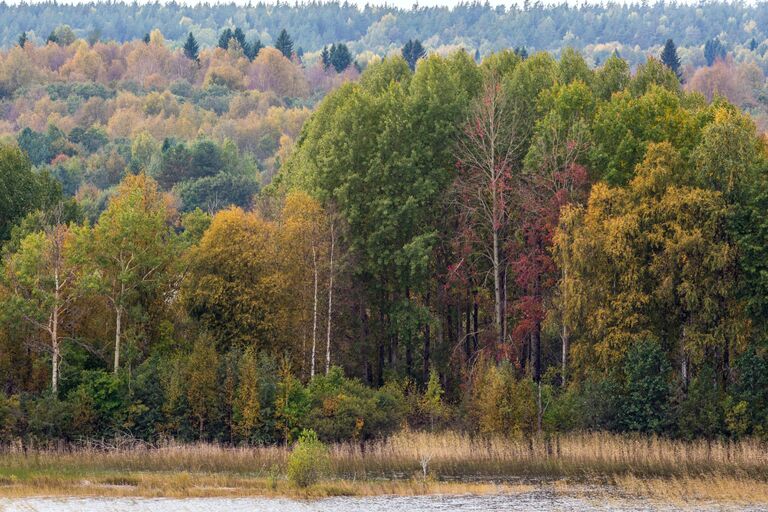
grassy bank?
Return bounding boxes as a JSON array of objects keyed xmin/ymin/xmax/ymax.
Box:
[{"xmin": 0, "ymin": 431, "xmax": 766, "ymax": 501}]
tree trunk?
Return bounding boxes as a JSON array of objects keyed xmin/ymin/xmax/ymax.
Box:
[
  {"xmin": 325, "ymin": 221, "xmax": 335, "ymax": 375},
  {"xmin": 114, "ymin": 304, "xmax": 122, "ymax": 374},
  {"xmin": 561, "ymin": 266, "xmax": 568, "ymax": 386},
  {"xmin": 472, "ymin": 290, "xmax": 479, "ymax": 352},
  {"xmin": 493, "ymin": 228, "xmax": 504, "ymax": 347},
  {"xmin": 423, "ymin": 293, "xmax": 431, "ymax": 383},
  {"xmin": 465, "ymin": 289, "xmax": 471, "ymax": 366},
  {"xmin": 51, "ymin": 308, "xmax": 59, "ymax": 395},
  {"xmin": 311, "ymin": 245, "xmax": 318, "ymax": 378}
]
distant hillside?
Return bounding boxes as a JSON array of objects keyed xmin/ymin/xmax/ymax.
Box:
[{"xmin": 4, "ymin": 1, "xmax": 768, "ymax": 68}]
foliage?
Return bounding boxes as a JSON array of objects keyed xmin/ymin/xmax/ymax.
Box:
[{"xmin": 286, "ymin": 429, "xmax": 330, "ymax": 488}]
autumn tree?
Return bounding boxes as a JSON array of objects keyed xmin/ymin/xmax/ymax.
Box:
[
  {"xmin": 74, "ymin": 173, "xmax": 178, "ymax": 373},
  {"xmin": 185, "ymin": 207, "xmax": 289, "ymax": 353},
  {"xmin": 454, "ymin": 76, "xmax": 523, "ymax": 348},
  {"xmin": 4, "ymin": 216, "xmax": 77, "ymax": 394}
]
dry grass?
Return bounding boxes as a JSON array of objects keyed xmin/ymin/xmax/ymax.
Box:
[{"xmin": 0, "ymin": 431, "xmax": 765, "ymax": 500}]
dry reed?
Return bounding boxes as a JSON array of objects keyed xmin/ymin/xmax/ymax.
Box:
[{"xmin": 0, "ymin": 431, "xmax": 765, "ymax": 499}]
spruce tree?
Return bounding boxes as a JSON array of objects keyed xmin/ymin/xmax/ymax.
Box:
[
  {"xmin": 704, "ymin": 38, "xmax": 726, "ymax": 66},
  {"xmin": 401, "ymin": 39, "xmax": 426, "ymax": 71},
  {"xmin": 245, "ymin": 38, "xmax": 263, "ymax": 61},
  {"xmin": 143, "ymin": 32, "xmax": 150, "ymax": 44},
  {"xmin": 218, "ymin": 28, "xmax": 233, "ymax": 50},
  {"xmin": 321, "ymin": 45, "xmax": 330, "ymax": 70},
  {"xmin": 660, "ymin": 39, "xmax": 682, "ymax": 82},
  {"xmin": 274, "ymin": 29, "xmax": 294, "ymax": 58},
  {"xmin": 18, "ymin": 32, "xmax": 27, "ymax": 48},
  {"xmin": 233, "ymin": 27, "xmax": 247, "ymax": 49},
  {"xmin": 330, "ymin": 43, "xmax": 352, "ymax": 73},
  {"xmin": 183, "ymin": 32, "xmax": 199, "ymax": 62}
]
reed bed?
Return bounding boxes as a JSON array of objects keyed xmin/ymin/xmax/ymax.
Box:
[{"xmin": 0, "ymin": 431, "xmax": 765, "ymax": 498}]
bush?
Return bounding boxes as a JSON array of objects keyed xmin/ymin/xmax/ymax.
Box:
[
  {"xmin": 619, "ymin": 339, "xmax": 671, "ymax": 433},
  {"xmin": 306, "ymin": 366, "xmax": 405, "ymax": 442},
  {"xmin": 286, "ymin": 429, "xmax": 330, "ymax": 488},
  {"xmin": 470, "ymin": 361, "xmax": 537, "ymax": 437}
]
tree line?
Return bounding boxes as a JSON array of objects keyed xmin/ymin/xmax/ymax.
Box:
[{"xmin": 1, "ymin": 46, "xmax": 767, "ymax": 446}]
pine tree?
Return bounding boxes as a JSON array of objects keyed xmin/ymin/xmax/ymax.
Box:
[
  {"xmin": 274, "ymin": 29, "xmax": 294, "ymax": 58},
  {"xmin": 749, "ymin": 38, "xmax": 758, "ymax": 52},
  {"xmin": 402, "ymin": 39, "xmax": 426, "ymax": 71},
  {"xmin": 330, "ymin": 43, "xmax": 352, "ymax": 73},
  {"xmin": 660, "ymin": 38, "xmax": 683, "ymax": 82},
  {"xmin": 233, "ymin": 27, "xmax": 247, "ymax": 49},
  {"xmin": 143, "ymin": 32, "xmax": 150, "ymax": 44},
  {"xmin": 245, "ymin": 38, "xmax": 263, "ymax": 61},
  {"xmin": 218, "ymin": 28, "xmax": 233, "ymax": 50},
  {"xmin": 183, "ymin": 32, "xmax": 199, "ymax": 62},
  {"xmin": 18, "ymin": 32, "xmax": 27, "ymax": 48},
  {"xmin": 704, "ymin": 38, "xmax": 726, "ymax": 66},
  {"xmin": 321, "ymin": 45, "xmax": 330, "ymax": 70}
]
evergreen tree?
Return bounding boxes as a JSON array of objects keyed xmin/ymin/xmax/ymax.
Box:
[
  {"xmin": 749, "ymin": 38, "xmax": 758, "ymax": 51},
  {"xmin": 245, "ymin": 38, "xmax": 263, "ymax": 61},
  {"xmin": 660, "ymin": 38, "xmax": 683, "ymax": 82},
  {"xmin": 18, "ymin": 32, "xmax": 27, "ymax": 48},
  {"xmin": 183, "ymin": 32, "xmax": 199, "ymax": 62},
  {"xmin": 704, "ymin": 38, "xmax": 726, "ymax": 66},
  {"xmin": 274, "ymin": 29, "xmax": 294, "ymax": 58},
  {"xmin": 402, "ymin": 39, "xmax": 426, "ymax": 70},
  {"xmin": 321, "ymin": 45, "xmax": 330, "ymax": 70},
  {"xmin": 143, "ymin": 32, "xmax": 150, "ymax": 44},
  {"xmin": 330, "ymin": 43, "xmax": 352, "ymax": 72},
  {"xmin": 218, "ymin": 28, "xmax": 233, "ymax": 50},
  {"xmin": 233, "ymin": 27, "xmax": 247, "ymax": 49}
]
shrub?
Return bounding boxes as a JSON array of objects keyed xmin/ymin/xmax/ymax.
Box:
[
  {"xmin": 306, "ymin": 366, "xmax": 405, "ymax": 442},
  {"xmin": 286, "ymin": 429, "xmax": 330, "ymax": 488},
  {"xmin": 470, "ymin": 361, "xmax": 537, "ymax": 437}
]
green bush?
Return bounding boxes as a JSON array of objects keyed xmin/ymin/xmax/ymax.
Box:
[{"xmin": 286, "ymin": 429, "xmax": 330, "ymax": 488}]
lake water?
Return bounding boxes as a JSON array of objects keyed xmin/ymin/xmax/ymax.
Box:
[{"xmin": 0, "ymin": 493, "xmax": 763, "ymax": 512}]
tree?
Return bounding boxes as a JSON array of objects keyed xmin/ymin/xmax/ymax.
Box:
[
  {"xmin": 142, "ymin": 33, "xmax": 150, "ymax": 44},
  {"xmin": 75, "ymin": 174, "xmax": 177, "ymax": 373},
  {"xmin": 330, "ymin": 43, "xmax": 352, "ymax": 73},
  {"xmin": 402, "ymin": 39, "xmax": 426, "ymax": 71},
  {"xmin": 183, "ymin": 32, "xmax": 199, "ymax": 62},
  {"xmin": 704, "ymin": 38, "xmax": 727, "ymax": 66},
  {"xmin": 274, "ymin": 29, "xmax": 294, "ymax": 59},
  {"xmin": 185, "ymin": 207, "xmax": 288, "ymax": 352},
  {"xmin": 245, "ymin": 38, "xmax": 263, "ymax": 61},
  {"xmin": 233, "ymin": 28, "xmax": 247, "ymax": 49},
  {"xmin": 321, "ymin": 46, "xmax": 330, "ymax": 70},
  {"xmin": 218, "ymin": 28, "xmax": 233, "ymax": 50},
  {"xmin": 454, "ymin": 77, "xmax": 522, "ymax": 348},
  {"xmin": 620, "ymin": 339, "xmax": 671, "ymax": 433},
  {"xmin": 660, "ymin": 39, "xmax": 683, "ymax": 82},
  {"xmin": 18, "ymin": 32, "xmax": 27, "ymax": 48},
  {"xmin": 233, "ymin": 346, "xmax": 261, "ymax": 441},
  {"xmin": 4, "ymin": 214, "xmax": 77, "ymax": 395},
  {"xmin": 185, "ymin": 335, "xmax": 219, "ymax": 438},
  {"xmin": 0, "ymin": 144, "xmax": 56, "ymax": 242}
]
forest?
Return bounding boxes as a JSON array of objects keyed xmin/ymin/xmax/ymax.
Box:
[{"xmin": 0, "ymin": 11, "xmax": 767, "ymax": 450}]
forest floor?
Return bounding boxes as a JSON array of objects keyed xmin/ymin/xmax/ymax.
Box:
[{"xmin": 0, "ymin": 431, "xmax": 766, "ymax": 503}]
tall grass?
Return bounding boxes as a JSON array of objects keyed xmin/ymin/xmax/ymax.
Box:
[{"xmin": 0, "ymin": 431, "xmax": 765, "ymax": 498}]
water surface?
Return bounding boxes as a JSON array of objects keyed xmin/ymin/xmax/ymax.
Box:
[{"xmin": 1, "ymin": 492, "xmax": 763, "ymax": 512}]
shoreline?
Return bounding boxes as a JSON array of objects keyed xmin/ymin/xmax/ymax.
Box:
[
  {"xmin": 1, "ymin": 431, "xmax": 766, "ymax": 503},
  {"xmin": 1, "ymin": 473, "xmax": 768, "ymax": 504}
]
